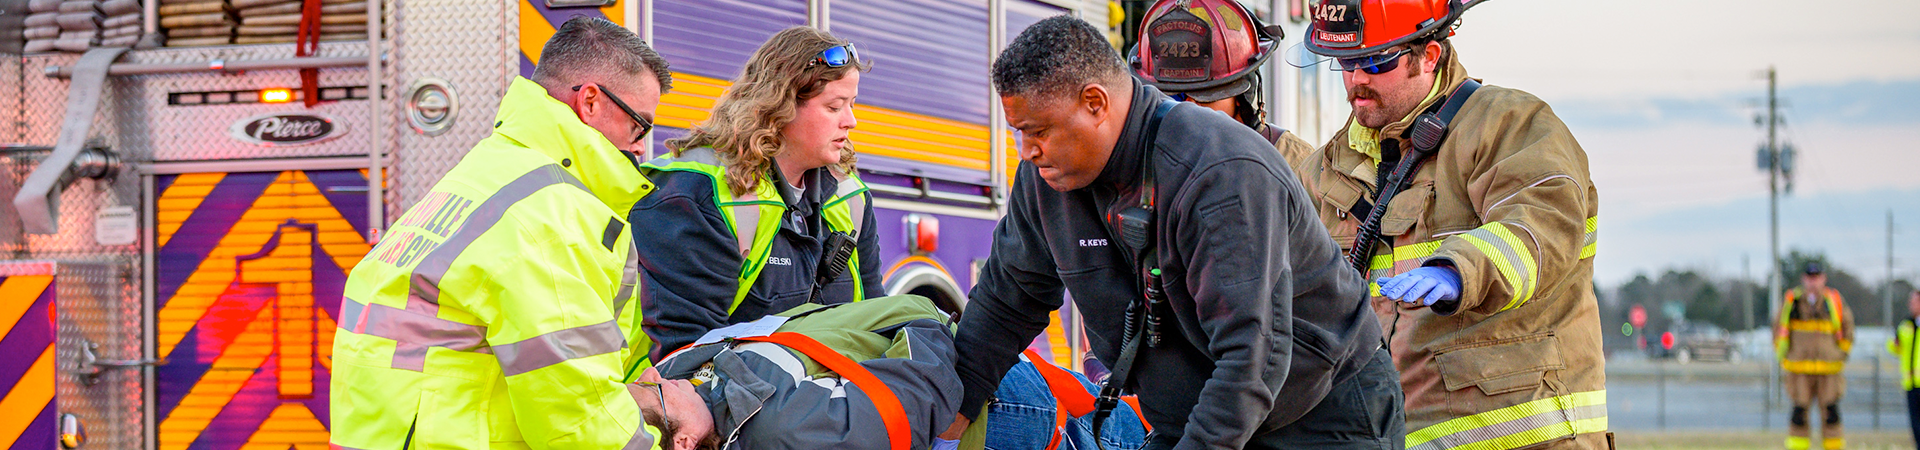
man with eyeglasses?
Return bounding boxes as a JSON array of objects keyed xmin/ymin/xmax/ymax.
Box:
[
  {"xmin": 1292, "ymin": 1, "xmax": 1608, "ymax": 449},
  {"xmin": 331, "ymin": 17, "xmax": 674, "ymax": 450}
]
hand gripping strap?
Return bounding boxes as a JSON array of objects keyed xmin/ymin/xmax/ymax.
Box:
[{"xmin": 737, "ymin": 333, "xmax": 910, "ymax": 450}]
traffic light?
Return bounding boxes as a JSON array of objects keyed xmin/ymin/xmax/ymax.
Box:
[
  {"xmin": 1661, "ymin": 331, "xmax": 1675, "ymax": 350},
  {"xmin": 1621, "ymin": 323, "xmax": 1634, "ymax": 336}
]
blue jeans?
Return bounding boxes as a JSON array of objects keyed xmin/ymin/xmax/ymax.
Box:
[{"xmin": 985, "ymin": 361, "xmax": 1148, "ymax": 450}]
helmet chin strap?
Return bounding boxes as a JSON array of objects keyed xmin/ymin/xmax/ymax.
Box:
[{"xmin": 1235, "ymin": 71, "xmax": 1267, "ymax": 129}]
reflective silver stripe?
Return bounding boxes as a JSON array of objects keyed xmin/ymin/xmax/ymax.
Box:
[
  {"xmin": 493, "ymin": 320, "xmax": 628, "ymax": 376},
  {"xmin": 844, "ymin": 193, "xmax": 866, "ymax": 238},
  {"xmin": 613, "ymin": 241, "xmax": 639, "ymax": 317},
  {"xmin": 339, "ymin": 296, "xmax": 491, "ymax": 372},
  {"xmin": 1408, "ymin": 403, "xmax": 1607, "ymax": 450},
  {"xmin": 410, "ymin": 164, "xmax": 591, "ymax": 305},
  {"xmin": 728, "ymin": 199, "xmax": 759, "ymax": 257},
  {"xmin": 1460, "ymin": 223, "xmax": 1539, "ymax": 311},
  {"xmin": 828, "ymin": 167, "xmax": 868, "ymax": 238}
]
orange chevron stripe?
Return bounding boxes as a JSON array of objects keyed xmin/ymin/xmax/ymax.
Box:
[
  {"xmin": 518, "ymin": 0, "xmax": 556, "ymax": 66},
  {"xmin": 158, "ymin": 171, "xmax": 370, "ymax": 358},
  {"xmin": 0, "ymin": 345, "xmax": 55, "ymax": 450},
  {"xmin": 160, "ymin": 305, "xmax": 276, "ymax": 450},
  {"xmin": 240, "ymin": 403, "xmax": 330, "ymax": 450},
  {"xmin": 0, "ymin": 275, "xmax": 53, "ymax": 341},
  {"xmin": 157, "ymin": 173, "xmax": 227, "ymax": 248},
  {"xmin": 1045, "ymin": 311, "xmax": 1072, "ymax": 369}
]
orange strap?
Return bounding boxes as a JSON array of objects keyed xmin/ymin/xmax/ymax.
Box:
[
  {"xmin": 1024, "ymin": 349, "xmax": 1155, "ymax": 442},
  {"xmin": 1024, "ymin": 349, "xmax": 1097, "ymax": 416},
  {"xmin": 738, "ymin": 332, "xmax": 910, "ymax": 450},
  {"xmin": 1119, "ymin": 396, "xmax": 1152, "ymax": 432}
]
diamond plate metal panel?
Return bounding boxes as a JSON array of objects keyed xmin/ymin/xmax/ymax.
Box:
[
  {"xmin": 2, "ymin": 149, "xmax": 39, "ymax": 256},
  {"xmin": 54, "ymin": 261, "xmax": 144, "ymax": 450},
  {"xmin": 4, "ymin": 51, "xmax": 20, "ymax": 143},
  {"xmin": 21, "ymin": 45, "xmax": 374, "ymax": 162},
  {"xmin": 384, "ymin": 0, "xmax": 516, "ymax": 223}
]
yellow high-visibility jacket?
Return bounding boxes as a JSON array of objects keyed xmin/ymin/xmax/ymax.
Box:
[
  {"xmin": 1890, "ymin": 317, "xmax": 1919, "ymax": 390},
  {"xmin": 331, "ymin": 77, "xmax": 659, "ymax": 449}
]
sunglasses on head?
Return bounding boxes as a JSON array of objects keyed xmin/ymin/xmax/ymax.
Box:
[
  {"xmin": 810, "ymin": 43, "xmax": 860, "ymax": 68},
  {"xmin": 573, "ymin": 84, "xmax": 654, "ymax": 145},
  {"xmin": 1332, "ymin": 48, "xmax": 1409, "ymax": 75}
]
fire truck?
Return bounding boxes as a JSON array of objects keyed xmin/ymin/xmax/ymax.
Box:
[{"xmin": 0, "ymin": 0, "xmax": 1343, "ymax": 448}]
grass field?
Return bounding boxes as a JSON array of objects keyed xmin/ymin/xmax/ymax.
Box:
[{"xmin": 1614, "ymin": 430, "xmax": 1915, "ymax": 449}]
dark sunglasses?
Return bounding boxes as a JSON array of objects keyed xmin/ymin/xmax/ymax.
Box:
[
  {"xmin": 810, "ymin": 43, "xmax": 860, "ymax": 68},
  {"xmin": 573, "ymin": 84, "xmax": 654, "ymax": 144},
  {"xmin": 1168, "ymin": 92, "xmax": 1190, "ymax": 102},
  {"xmin": 1333, "ymin": 48, "xmax": 1409, "ymax": 75}
]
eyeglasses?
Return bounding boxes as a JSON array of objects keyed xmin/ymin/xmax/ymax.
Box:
[
  {"xmin": 637, "ymin": 381, "xmax": 670, "ymax": 423},
  {"xmin": 1332, "ymin": 48, "xmax": 1409, "ymax": 75},
  {"xmin": 1168, "ymin": 92, "xmax": 1190, "ymax": 102},
  {"xmin": 573, "ymin": 84, "xmax": 654, "ymax": 144},
  {"xmin": 810, "ymin": 43, "xmax": 860, "ymax": 68}
]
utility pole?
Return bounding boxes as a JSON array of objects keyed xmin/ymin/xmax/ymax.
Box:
[
  {"xmin": 1889, "ymin": 210, "xmax": 1896, "ymax": 331},
  {"xmin": 1758, "ymin": 66, "xmax": 1785, "ymax": 426},
  {"xmin": 1766, "ymin": 66, "xmax": 1781, "ymax": 333}
]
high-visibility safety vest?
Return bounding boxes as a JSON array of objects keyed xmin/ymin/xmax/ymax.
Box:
[
  {"xmin": 331, "ymin": 77, "xmax": 661, "ymax": 450},
  {"xmin": 1775, "ymin": 286, "xmax": 1851, "ymax": 375},
  {"xmin": 640, "ymin": 147, "xmax": 871, "ymax": 314},
  {"xmin": 1891, "ymin": 318, "xmax": 1920, "ymax": 390}
]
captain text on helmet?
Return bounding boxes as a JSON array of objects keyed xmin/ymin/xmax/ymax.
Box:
[
  {"xmin": 331, "ymin": 17, "xmax": 673, "ymax": 449},
  {"xmin": 941, "ymin": 15, "xmax": 1403, "ymax": 450},
  {"xmin": 630, "ymin": 26, "xmax": 883, "ymax": 369},
  {"xmin": 1292, "ymin": 0, "xmax": 1609, "ymax": 448},
  {"xmin": 1129, "ymin": 0, "xmax": 1315, "ymax": 168}
]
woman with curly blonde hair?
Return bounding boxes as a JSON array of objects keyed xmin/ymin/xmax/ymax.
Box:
[{"xmin": 629, "ymin": 26, "xmax": 881, "ymax": 366}]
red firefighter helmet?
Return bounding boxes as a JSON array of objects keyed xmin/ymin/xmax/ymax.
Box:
[
  {"xmin": 1303, "ymin": 0, "xmax": 1486, "ymax": 58},
  {"xmin": 1129, "ymin": 0, "xmax": 1285, "ymax": 103}
]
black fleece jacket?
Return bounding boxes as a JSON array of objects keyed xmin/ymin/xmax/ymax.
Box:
[{"xmin": 953, "ymin": 80, "xmax": 1381, "ymax": 450}]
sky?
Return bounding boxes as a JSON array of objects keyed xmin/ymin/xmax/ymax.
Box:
[{"xmin": 1437, "ymin": 0, "xmax": 1920, "ymax": 286}]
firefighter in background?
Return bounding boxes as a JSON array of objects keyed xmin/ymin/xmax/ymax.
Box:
[
  {"xmin": 1892, "ymin": 289, "xmax": 1920, "ymax": 447},
  {"xmin": 1776, "ymin": 262, "xmax": 1854, "ymax": 450},
  {"xmin": 1293, "ymin": 0, "xmax": 1608, "ymax": 448},
  {"xmin": 331, "ymin": 18, "xmax": 673, "ymax": 449},
  {"xmin": 1128, "ymin": 0, "xmax": 1315, "ymax": 166}
]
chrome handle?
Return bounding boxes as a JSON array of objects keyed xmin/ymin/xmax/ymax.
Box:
[{"xmin": 77, "ymin": 341, "xmax": 164, "ymax": 386}]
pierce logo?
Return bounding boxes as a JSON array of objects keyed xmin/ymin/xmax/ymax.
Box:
[{"xmin": 230, "ymin": 113, "xmax": 344, "ymax": 146}]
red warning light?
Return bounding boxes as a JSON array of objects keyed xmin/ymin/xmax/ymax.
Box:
[
  {"xmin": 1660, "ymin": 332, "xmax": 1675, "ymax": 350},
  {"xmin": 261, "ymin": 88, "xmax": 294, "ymax": 103}
]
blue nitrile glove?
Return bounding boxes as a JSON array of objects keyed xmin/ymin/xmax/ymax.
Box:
[
  {"xmin": 1375, "ymin": 266, "xmax": 1462, "ymax": 306},
  {"xmin": 933, "ymin": 438, "xmax": 960, "ymax": 450}
]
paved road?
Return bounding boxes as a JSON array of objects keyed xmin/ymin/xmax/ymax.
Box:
[{"xmin": 1606, "ymin": 360, "xmax": 1910, "ymax": 431}]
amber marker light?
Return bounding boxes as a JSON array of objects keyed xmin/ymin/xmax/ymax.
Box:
[{"xmin": 261, "ymin": 88, "xmax": 294, "ymax": 103}]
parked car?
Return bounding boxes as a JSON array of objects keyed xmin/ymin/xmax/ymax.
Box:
[{"xmin": 1654, "ymin": 322, "xmax": 1741, "ymax": 364}]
